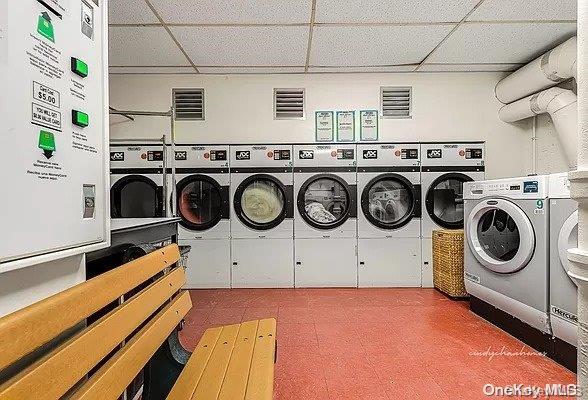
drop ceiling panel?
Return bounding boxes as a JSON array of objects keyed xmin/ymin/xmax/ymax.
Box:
[
  {"xmin": 468, "ymin": 0, "xmax": 577, "ymax": 21},
  {"xmin": 109, "ymin": 27, "xmax": 190, "ymax": 66},
  {"xmin": 109, "ymin": 66, "xmax": 196, "ymax": 74},
  {"xmin": 315, "ymin": 0, "xmax": 478, "ymax": 23},
  {"xmin": 150, "ymin": 0, "xmax": 312, "ymax": 24},
  {"xmin": 428, "ymin": 22, "xmax": 577, "ymax": 64},
  {"xmin": 308, "ymin": 66, "xmax": 417, "ymax": 73},
  {"xmin": 198, "ymin": 67, "xmax": 305, "ymax": 74},
  {"xmin": 311, "ymin": 25, "xmax": 453, "ymax": 66},
  {"xmin": 171, "ymin": 26, "xmax": 308, "ymax": 66},
  {"xmin": 419, "ymin": 63, "xmax": 522, "ymax": 72},
  {"xmin": 108, "ymin": 0, "xmax": 159, "ymax": 24}
]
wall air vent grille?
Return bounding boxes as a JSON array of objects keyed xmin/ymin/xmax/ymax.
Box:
[
  {"xmin": 173, "ymin": 88, "xmax": 204, "ymax": 120},
  {"xmin": 381, "ymin": 86, "xmax": 412, "ymax": 119},
  {"xmin": 274, "ymin": 88, "xmax": 305, "ymax": 119}
]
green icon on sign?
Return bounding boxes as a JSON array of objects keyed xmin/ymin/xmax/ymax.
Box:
[
  {"xmin": 536, "ymin": 200, "xmax": 544, "ymax": 209},
  {"xmin": 37, "ymin": 12, "xmax": 55, "ymax": 42},
  {"xmin": 38, "ymin": 130, "xmax": 56, "ymax": 159}
]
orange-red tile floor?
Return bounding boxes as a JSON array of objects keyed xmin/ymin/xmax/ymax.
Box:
[{"xmin": 179, "ymin": 288, "xmax": 575, "ymax": 400}]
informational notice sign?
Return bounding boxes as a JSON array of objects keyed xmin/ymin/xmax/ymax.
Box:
[
  {"xmin": 336, "ymin": 111, "xmax": 355, "ymax": 142},
  {"xmin": 360, "ymin": 110, "xmax": 378, "ymax": 141},
  {"xmin": 315, "ymin": 111, "xmax": 334, "ymax": 142}
]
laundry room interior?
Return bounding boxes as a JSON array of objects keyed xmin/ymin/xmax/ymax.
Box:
[{"xmin": 1, "ymin": 0, "xmax": 586, "ymax": 399}]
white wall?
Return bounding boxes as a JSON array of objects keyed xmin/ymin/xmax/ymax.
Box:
[{"xmin": 109, "ymin": 72, "xmax": 570, "ymax": 179}]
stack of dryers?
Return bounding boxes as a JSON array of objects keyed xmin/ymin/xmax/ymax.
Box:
[
  {"xmin": 230, "ymin": 145, "xmax": 295, "ymax": 288},
  {"xmin": 109, "ymin": 144, "xmax": 165, "ymax": 218},
  {"xmin": 549, "ymin": 172, "xmax": 578, "ymax": 370},
  {"xmin": 420, "ymin": 142, "xmax": 485, "ymax": 287},
  {"xmin": 293, "ymin": 144, "xmax": 357, "ymax": 287},
  {"xmin": 357, "ymin": 143, "xmax": 422, "ymax": 287},
  {"xmin": 172, "ymin": 145, "xmax": 231, "ymax": 288},
  {"xmin": 464, "ymin": 176, "xmax": 551, "ymax": 352}
]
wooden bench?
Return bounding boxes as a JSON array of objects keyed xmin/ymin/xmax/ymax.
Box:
[{"xmin": 0, "ymin": 243, "xmax": 277, "ymax": 400}]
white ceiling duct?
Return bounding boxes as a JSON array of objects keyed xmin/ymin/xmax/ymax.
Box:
[
  {"xmin": 499, "ymin": 87, "xmax": 577, "ymax": 168},
  {"xmin": 495, "ymin": 37, "xmax": 577, "ymax": 104}
]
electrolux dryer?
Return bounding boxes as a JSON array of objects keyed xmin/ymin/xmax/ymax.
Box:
[
  {"xmin": 357, "ymin": 143, "xmax": 421, "ymax": 287},
  {"xmin": 549, "ymin": 172, "xmax": 578, "ymax": 370},
  {"xmin": 464, "ymin": 176, "xmax": 550, "ymax": 351},
  {"xmin": 421, "ymin": 142, "xmax": 485, "ymax": 287},
  {"xmin": 171, "ymin": 144, "xmax": 231, "ymax": 288},
  {"xmin": 294, "ymin": 144, "xmax": 358, "ymax": 287},
  {"xmin": 230, "ymin": 145, "xmax": 295, "ymax": 288},
  {"xmin": 110, "ymin": 144, "xmax": 165, "ymax": 218}
]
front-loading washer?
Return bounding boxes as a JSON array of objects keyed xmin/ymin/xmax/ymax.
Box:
[
  {"xmin": 294, "ymin": 144, "xmax": 357, "ymax": 287},
  {"xmin": 464, "ymin": 176, "xmax": 550, "ymax": 351},
  {"xmin": 170, "ymin": 144, "xmax": 231, "ymax": 288},
  {"xmin": 357, "ymin": 143, "xmax": 421, "ymax": 287},
  {"xmin": 549, "ymin": 172, "xmax": 578, "ymax": 370},
  {"xmin": 110, "ymin": 144, "xmax": 165, "ymax": 218},
  {"xmin": 230, "ymin": 145, "xmax": 294, "ymax": 288},
  {"xmin": 421, "ymin": 142, "xmax": 485, "ymax": 287}
]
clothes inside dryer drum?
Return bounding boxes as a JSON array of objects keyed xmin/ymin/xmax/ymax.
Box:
[
  {"xmin": 178, "ymin": 180, "xmax": 221, "ymax": 225},
  {"xmin": 119, "ymin": 180, "xmax": 158, "ymax": 217},
  {"xmin": 430, "ymin": 178, "xmax": 466, "ymax": 225},
  {"xmin": 477, "ymin": 209, "xmax": 521, "ymax": 262},
  {"xmin": 303, "ymin": 178, "xmax": 349, "ymax": 224},
  {"xmin": 367, "ymin": 180, "xmax": 410, "ymax": 224},
  {"xmin": 240, "ymin": 180, "xmax": 285, "ymax": 224}
]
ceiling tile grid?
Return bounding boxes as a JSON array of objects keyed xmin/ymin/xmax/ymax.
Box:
[
  {"xmin": 108, "ymin": 0, "xmax": 159, "ymax": 25},
  {"xmin": 171, "ymin": 26, "xmax": 309, "ymax": 66},
  {"xmin": 419, "ymin": 63, "xmax": 523, "ymax": 72},
  {"xmin": 309, "ymin": 65, "xmax": 418, "ymax": 73},
  {"xmin": 468, "ymin": 0, "xmax": 577, "ymax": 21},
  {"xmin": 198, "ymin": 67, "xmax": 306, "ymax": 74}
]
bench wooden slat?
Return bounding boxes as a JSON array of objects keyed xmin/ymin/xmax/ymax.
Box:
[
  {"xmin": 245, "ymin": 318, "xmax": 276, "ymax": 400},
  {"xmin": 0, "ymin": 244, "xmax": 180, "ymax": 372},
  {"xmin": 218, "ymin": 320, "xmax": 259, "ymax": 400},
  {"xmin": 192, "ymin": 323, "xmax": 241, "ymax": 399},
  {"xmin": 70, "ymin": 291, "xmax": 192, "ymax": 400},
  {"xmin": 0, "ymin": 266, "xmax": 186, "ymax": 400}
]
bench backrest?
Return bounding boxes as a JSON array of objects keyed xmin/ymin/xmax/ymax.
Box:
[{"xmin": 0, "ymin": 243, "xmax": 191, "ymax": 400}]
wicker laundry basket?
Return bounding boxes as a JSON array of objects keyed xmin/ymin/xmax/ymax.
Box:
[{"xmin": 432, "ymin": 229, "xmax": 468, "ymax": 298}]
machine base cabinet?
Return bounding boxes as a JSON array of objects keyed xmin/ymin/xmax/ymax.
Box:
[
  {"xmin": 421, "ymin": 237, "xmax": 434, "ymax": 288},
  {"xmin": 180, "ymin": 239, "xmax": 231, "ymax": 289},
  {"xmin": 295, "ymin": 237, "xmax": 357, "ymax": 287},
  {"xmin": 231, "ymin": 238, "xmax": 294, "ymax": 288},
  {"xmin": 358, "ymin": 238, "xmax": 421, "ymax": 287}
]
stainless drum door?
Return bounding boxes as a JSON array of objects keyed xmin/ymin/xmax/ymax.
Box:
[
  {"xmin": 467, "ymin": 198, "xmax": 535, "ymax": 273},
  {"xmin": 297, "ymin": 173, "xmax": 356, "ymax": 230},
  {"xmin": 361, "ymin": 173, "xmax": 420, "ymax": 230},
  {"xmin": 426, "ymin": 173, "xmax": 472, "ymax": 229},
  {"xmin": 110, "ymin": 175, "xmax": 163, "ymax": 218},
  {"xmin": 176, "ymin": 174, "xmax": 229, "ymax": 231}
]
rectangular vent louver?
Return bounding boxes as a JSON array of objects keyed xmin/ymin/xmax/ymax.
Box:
[
  {"xmin": 173, "ymin": 88, "xmax": 204, "ymax": 120},
  {"xmin": 274, "ymin": 88, "xmax": 305, "ymax": 119},
  {"xmin": 381, "ymin": 86, "xmax": 412, "ymax": 119}
]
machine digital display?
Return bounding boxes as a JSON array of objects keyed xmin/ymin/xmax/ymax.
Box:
[
  {"xmin": 401, "ymin": 149, "xmax": 418, "ymax": 159},
  {"xmin": 338, "ymin": 149, "xmax": 354, "ymax": 160},
  {"xmin": 427, "ymin": 149, "xmax": 442, "ymax": 159},
  {"xmin": 147, "ymin": 150, "xmax": 163, "ymax": 161},
  {"xmin": 211, "ymin": 150, "xmax": 227, "ymax": 161},
  {"xmin": 273, "ymin": 149, "xmax": 291, "ymax": 160},
  {"xmin": 465, "ymin": 148, "xmax": 483, "ymax": 159}
]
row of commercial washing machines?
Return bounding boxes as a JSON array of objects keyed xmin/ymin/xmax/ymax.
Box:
[{"xmin": 110, "ymin": 141, "xmax": 485, "ymax": 289}]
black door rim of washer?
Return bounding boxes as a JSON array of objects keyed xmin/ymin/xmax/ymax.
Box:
[
  {"xmin": 297, "ymin": 173, "xmax": 353, "ymax": 230},
  {"xmin": 110, "ymin": 174, "xmax": 162, "ymax": 218},
  {"xmin": 176, "ymin": 174, "xmax": 226, "ymax": 231},
  {"xmin": 361, "ymin": 173, "xmax": 418, "ymax": 230},
  {"xmin": 425, "ymin": 172, "xmax": 473, "ymax": 229},
  {"xmin": 234, "ymin": 174, "xmax": 289, "ymax": 231}
]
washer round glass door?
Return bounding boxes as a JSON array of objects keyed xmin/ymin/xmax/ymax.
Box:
[
  {"xmin": 361, "ymin": 173, "xmax": 416, "ymax": 229},
  {"xmin": 298, "ymin": 174, "xmax": 351, "ymax": 229},
  {"xmin": 558, "ymin": 210, "xmax": 578, "ymax": 282},
  {"xmin": 111, "ymin": 175, "xmax": 161, "ymax": 218},
  {"xmin": 426, "ymin": 173, "xmax": 473, "ymax": 229},
  {"xmin": 234, "ymin": 174, "xmax": 287, "ymax": 230},
  {"xmin": 176, "ymin": 175, "xmax": 224, "ymax": 231},
  {"xmin": 467, "ymin": 198, "xmax": 535, "ymax": 273}
]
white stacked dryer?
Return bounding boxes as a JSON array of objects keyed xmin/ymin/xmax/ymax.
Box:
[
  {"xmin": 549, "ymin": 172, "xmax": 578, "ymax": 369},
  {"xmin": 294, "ymin": 144, "xmax": 357, "ymax": 287},
  {"xmin": 172, "ymin": 145, "xmax": 231, "ymax": 288},
  {"xmin": 357, "ymin": 143, "xmax": 422, "ymax": 287},
  {"xmin": 110, "ymin": 144, "xmax": 165, "ymax": 218},
  {"xmin": 421, "ymin": 142, "xmax": 485, "ymax": 287},
  {"xmin": 230, "ymin": 145, "xmax": 294, "ymax": 288}
]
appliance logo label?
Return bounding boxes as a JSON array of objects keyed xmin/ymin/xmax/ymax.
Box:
[
  {"xmin": 464, "ymin": 272, "xmax": 480, "ymax": 283},
  {"xmin": 363, "ymin": 150, "xmax": 377, "ymax": 159},
  {"xmin": 175, "ymin": 151, "xmax": 187, "ymax": 161},
  {"xmin": 551, "ymin": 306, "xmax": 578, "ymax": 323},
  {"xmin": 299, "ymin": 150, "xmax": 314, "ymax": 159},
  {"xmin": 110, "ymin": 151, "xmax": 124, "ymax": 161},
  {"xmin": 523, "ymin": 181, "xmax": 539, "ymax": 193},
  {"xmin": 236, "ymin": 151, "xmax": 250, "ymax": 160},
  {"xmin": 427, "ymin": 149, "xmax": 442, "ymax": 159}
]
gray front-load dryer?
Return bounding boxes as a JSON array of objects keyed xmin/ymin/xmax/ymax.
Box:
[{"xmin": 464, "ymin": 176, "xmax": 550, "ymax": 335}]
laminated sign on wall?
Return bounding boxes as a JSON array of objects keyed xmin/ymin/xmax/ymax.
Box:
[
  {"xmin": 360, "ymin": 110, "xmax": 378, "ymax": 141},
  {"xmin": 315, "ymin": 111, "xmax": 334, "ymax": 142},
  {"xmin": 336, "ymin": 111, "xmax": 355, "ymax": 142}
]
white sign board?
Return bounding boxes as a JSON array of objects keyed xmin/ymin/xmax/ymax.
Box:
[
  {"xmin": 315, "ymin": 111, "xmax": 334, "ymax": 142},
  {"xmin": 336, "ymin": 111, "xmax": 355, "ymax": 142},
  {"xmin": 360, "ymin": 110, "xmax": 378, "ymax": 141}
]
